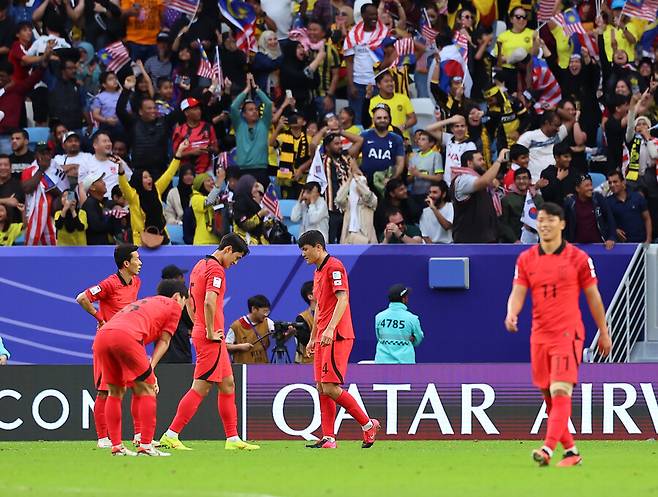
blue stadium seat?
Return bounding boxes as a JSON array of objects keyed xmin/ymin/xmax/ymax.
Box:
[
  {"xmin": 26, "ymin": 127, "xmax": 50, "ymax": 147},
  {"xmin": 14, "ymin": 232, "xmax": 25, "ymax": 246},
  {"xmin": 590, "ymin": 172, "xmax": 606, "ymax": 189},
  {"xmin": 279, "ymin": 199, "xmax": 296, "ymax": 219},
  {"xmin": 285, "ymin": 221, "xmax": 300, "ymax": 241},
  {"xmin": 167, "ymin": 224, "xmax": 184, "ymax": 245}
]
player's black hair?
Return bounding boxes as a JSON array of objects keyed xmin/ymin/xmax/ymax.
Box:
[
  {"xmin": 513, "ymin": 167, "xmax": 531, "ymax": 180},
  {"xmin": 157, "ymin": 278, "xmax": 189, "ymax": 298},
  {"xmin": 114, "ymin": 244, "xmax": 139, "ymax": 270},
  {"xmin": 552, "ymin": 141, "xmax": 572, "ymax": 158},
  {"xmin": 219, "ymin": 232, "xmax": 250, "ymax": 255},
  {"xmin": 300, "ymin": 281, "xmax": 314, "ymax": 304},
  {"xmin": 247, "ymin": 294, "xmax": 271, "ymax": 311},
  {"xmin": 297, "ymin": 230, "xmax": 326, "ymax": 249},
  {"xmin": 539, "ymin": 202, "xmax": 565, "ymax": 220}
]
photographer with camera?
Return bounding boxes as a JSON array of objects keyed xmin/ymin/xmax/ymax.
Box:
[{"xmin": 226, "ymin": 295, "xmax": 273, "ymax": 364}]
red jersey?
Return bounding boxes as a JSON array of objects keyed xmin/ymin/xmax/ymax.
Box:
[
  {"xmin": 102, "ymin": 296, "xmax": 182, "ymax": 345},
  {"xmin": 313, "ymin": 255, "xmax": 355, "ymax": 340},
  {"xmin": 513, "ymin": 241, "xmax": 597, "ymax": 344},
  {"xmin": 189, "ymin": 256, "xmax": 226, "ymax": 339},
  {"xmin": 171, "ymin": 121, "xmax": 218, "ymax": 174},
  {"xmin": 9, "ymin": 41, "xmax": 30, "ymax": 83},
  {"xmin": 85, "ymin": 273, "xmax": 141, "ymax": 322}
]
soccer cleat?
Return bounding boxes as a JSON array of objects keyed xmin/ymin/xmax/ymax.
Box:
[
  {"xmin": 97, "ymin": 437, "xmax": 112, "ymax": 449},
  {"xmin": 111, "ymin": 445, "xmax": 137, "ymax": 456},
  {"xmin": 137, "ymin": 446, "xmax": 171, "ymax": 457},
  {"xmin": 158, "ymin": 434, "xmax": 192, "ymax": 451},
  {"xmin": 132, "ymin": 435, "xmax": 140, "ymax": 448},
  {"xmin": 306, "ymin": 438, "xmax": 337, "ymax": 449},
  {"xmin": 532, "ymin": 448, "xmax": 551, "ymax": 467},
  {"xmin": 557, "ymin": 451, "xmax": 583, "ymax": 467},
  {"xmin": 225, "ymin": 439, "xmax": 260, "ymax": 451},
  {"xmin": 362, "ymin": 419, "xmax": 381, "ymax": 448}
]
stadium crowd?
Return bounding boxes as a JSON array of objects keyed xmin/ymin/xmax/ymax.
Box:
[{"xmin": 0, "ymin": 0, "xmax": 657, "ymax": 247}]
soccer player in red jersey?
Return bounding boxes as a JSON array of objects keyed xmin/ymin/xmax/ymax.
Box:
[
  {"xmin": 76, "ymin": 244, "xmax": 142, "ymax": 449},
  {"xmin": 159, "ymin": 233, "xmax": 260, "ymax": 451},
  {"xmin": 93, "ymin": 279, "xmax": 188, "ymax": 456},
  {"xmin": 505, "ymin": 202, "xmax": 612, "ymax": 467},
  {"xmin": 297, "ymin": 230, "xmax": 380, "ymax": 449}
]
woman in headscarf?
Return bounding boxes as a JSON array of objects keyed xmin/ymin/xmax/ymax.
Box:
[
  {"xmin": 280, "ymin": 40, "xmax": 325, "ymax": 120},
  {"xmin": 252, "ymin": 30, "xmax": 283, "ymax": 101},
  {"xmin": 232, "ymin": 174, "xmax": 271, "ymax": 245},
  {"xmin": 190, "ymin": 167, "xmax": 227, "ymax": 245},
  {"xmin": 118, "ymin": 140, "xmax": 187, "ymax": 246},
  {"xmin": 164, "ymin": 163, "xmax": 195, "ymax": 224}
]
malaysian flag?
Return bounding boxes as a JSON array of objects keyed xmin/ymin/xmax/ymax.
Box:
[
  {"xmin": 213, "ymin": 46, "xmax": 223, "ymax": 87},
  {"xmin": 263, "ymin": 183, "xmax": 281, "ymax": 219},
  {"xmin": 393, "ymin": 36, "xmax": 414, "ymax": 65},
  {"xmin": 166, "ymin": 0, "xmax": 199, "ymax": 16},
  {"xmin": 421, "ymin": 22, "xmax": 438, "ymax": 43},
  {"xmin": 196, "ymin": 40, "xmax": 213, "ymax": 78},
  {"xmin": 453, "ymin": 31, "xmax": 469, "ymax": 60},
  {"xmin": 531, "ymin": 56, "xmax": 562, "ymax": 113},
  {"xmin": 218, "ymin": 0, "xmax": 257, "ymax": 52},
  {"xmin": 96, "ymin": 41, "xmax": 131, "ymax": 73},
  {"xmin": 622, "ymin": 0, "xmax": 658, "ymax": 21},
  {"xmin": 537, "ymin": 0, "xmax": 558, "ymax": 22},
  {"xmin": 553, "ymin": 8, "xmax": 599, "ymax": 58}
]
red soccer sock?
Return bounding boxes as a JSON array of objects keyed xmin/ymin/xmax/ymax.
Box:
[
  {"xmin": 93, "ymin": 394, "xmax": 108, "ymax": 439},
  {"xmin": 218, "ymin": 392, "xmax": 238, "ymax": 439},
  {"xmin": 105, "ymin": 396, "xmax": 123, "ymax": 447},
  {"xmin": 137, "ymin": 395, "xmax": 157, "ymax": 445},
  {"xmin": 319, "ymin": 394, "xmax": 336, "ymax": 439},
  {"xmin": 544, "ymin": 395, "xmax": 572, "ymax": 452},
  {"xmin": 335, "ymin": 390, "xmax": 369, "ymax": 426},
  {"xmin": 131, "ymin": 394, "xmax": 141, "ymax": 436},
  {"xmin": 543, "ymin": 395, "xmax": 553, "ymax": 414},
  {"xmin": 169, "ymin": 389, "xmax": 204, "ymax": 434}
]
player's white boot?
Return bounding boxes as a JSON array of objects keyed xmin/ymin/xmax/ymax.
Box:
[
  {"xmin": 97, "ymin": 437, "xmax": 112, "ymax": 448},
  {"xmin": 137, "ymin": 444, "xmax": 171, "ymax": 456}
]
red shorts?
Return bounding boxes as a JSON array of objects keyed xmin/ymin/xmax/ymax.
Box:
[
  {"xmin": 93, "ymin": 331, "xmax": 155, "ymax": 388},
  {"xmin": 531, "ymin": 340, "xmax": 583, "ymax": 390},
  {"xmin": 314, "ymin": 338, "xmax": 353, "ymax": 384},
  {"xmin": 192, "ymin": 336, "xmax": 232, "ymax": 383},
  {"xmin": 92, "ymin": 347, "xmax": 108, "ymax": 391}
]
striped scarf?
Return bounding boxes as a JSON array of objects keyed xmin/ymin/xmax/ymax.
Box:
[
  {"xmin": 344, "ymin": 21, "xmax": 389, "ymax": 51},
  {"xmin": 451, "ymin": 166, "xmax": 502, "ymax": 216}
]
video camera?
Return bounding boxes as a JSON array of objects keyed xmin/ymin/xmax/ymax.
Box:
[{"xmin": 272, "ymin": 320, "xmax": 306, "ymax": 343}]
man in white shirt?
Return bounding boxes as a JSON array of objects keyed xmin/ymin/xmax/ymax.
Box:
[
  {"xmin": 420, "ymin": 181, "xmax": 454, "ymax": 243},
  {"xmin": 78, "ymin": 131, "xmax": 131, "ymax": 199},
  {"xmin": 53, "ymin": 131, "xmax": 93, "ymax": 188},
  {"xmin": 516, "ymin": 111, "xmax": 569, "ymax": 183},
  {"xmin": 291, "ymin": 181, "xmax": 329, "ymax": 242},
  {"xmin": 426, "ymin": 114, "xmax": 476, "ymax": 184}
]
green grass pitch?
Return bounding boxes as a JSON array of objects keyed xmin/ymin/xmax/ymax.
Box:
[{"xmin": 1, "ymin": 441, "xmax": 656, "ymax": 497}]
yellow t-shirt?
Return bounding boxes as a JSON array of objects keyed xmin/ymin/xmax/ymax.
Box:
[
  {"xmin": 0, "ymin": 223, "xmax": 23, "ymax": 246},
  {"xmin": 369, "ymin": 93, "xmax": 415, "ymax": 138},
  {"xmin": 191, "ymin": 192, "xmax": 220, "ymax": 246},
  {"xmin": 121, "ymin": 0, "xmax": 163, "ymax": 45},
  {"xmin": 55, "ymin": 210, "xmax": 88, "ymax": 246},
  {"xmin": 603, "ymin": 22, "xmax": 644, "ymax": 63},
  {"xmin": 550, "ymin": 25, "xmax": 573, "ymax": 69},
  {"xmin": 495, "ymin": 28, "xmax": 534, "ymax": 68}
]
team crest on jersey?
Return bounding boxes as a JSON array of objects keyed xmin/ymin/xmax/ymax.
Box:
[
  {"xmin": 89, "ymin": 285, "xmax": 101, "ymax": 295},
  {"xmin": 213, "ymin": 277, "xmax": 222, "ymax": 288}
]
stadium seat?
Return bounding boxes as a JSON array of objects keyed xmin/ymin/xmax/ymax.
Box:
[
  {"xmin": 335, "ymin": 98, "xmax": 349, "ymax": 113},
  {"xmin": 279, "ymin": 199, "xmax": 296, "ymax": 219},
  {"xmin": 411, "ymin": 98, "xmax": 436, "ymax": 131},
  {"xmin": 171, "ymin": 175, "xmax": 179, "ymax": 188},
  {"xmin": 167, "ymin": 224, "xmax": 184, "ymax": 245},
  {"xmin": 14, "ymin": 232, "xmax": 25, "ymax": 246},
  {"xmin": 26, "ymin": 127, "xmax": 50, "ymax": 147},
  {"xmin": 590, "ymin": 172, "xmax": 606, "ymax": 189}
]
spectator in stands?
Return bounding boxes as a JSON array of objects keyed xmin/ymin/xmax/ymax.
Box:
[
  {"xmin": 408, "ymin": 131, "xmax": 443, "ymax": 205},
  {"xmin": 159, "ymin": 265, "xmax": 193, "ymax": 364},
  {"xmin": 291, "ymin": 181, "xmax": 329, "ymax": 242},
  {"xmin": 0, "ymin": 201, "xmax": 24, "ymax": 246},
  {"xmin": 375, "ymin": 178, "xmax": 422, "ymax": 236},
  {"xmin": 516, "ymin": 111, "xmax": 570, "ymax": 183},
  {"xmin": 280, "ymin": 41, "xmax": 325, "ymax": 120},
  {"xmin": 334, "ymin": 163, "xmax": 378, "ymax": 244},
  {"xmin": 54, "ymin": 189, "xmax": 87, "ymax": 246},
  {"xmin": 164, "ymin": 164, "xmax": 194, "ymax": 225},
  {"xmin": 499, "ymin": 168, "xmax": 543, "ymax": 244},
  {"xmin": 374, "ymin": 284, "xmax": 424, "ymax": 364},
  {"xmin": 381, "ymin": 208, "xmax": 422, "ymax": 244},
  {"xmin": 118, "ymin": 141, "xmax": 186, "ymax": 247},
  {"xmin": 357, "ymin": 104, "xmax": 405, "ymax": 189},
  {"xmin": 0, "ymin": 153, "xmax": 25, "ymax": 223},
  {"xmin": 172, "ymin": 98, "xmax": 218, "ymax": 175},
  {"xmin": 232, "ymin": 174, "xmax": 270, "ymax": 245},
  {"xmin": 145, "ymin": 31, "xmax": 173, "ymax": 83},
  {"xmin": 49, "ymin": 59, "xmax": 91, "ymax": 137},
  {"xmin": 426, "ymin": 114, "xmax": 476, "ymax": 185},
  {"xmin": 502, "ymin": 144, "xmax": 530, "ymax": 190},
  {"xmin": 564, "ymin": 174, "xmax": 616, "ymax": 249},
  {"xmin": 8, "ymin": 129, "xmax": 34, "ymax": 180},
  {"xmin": 624, "ymin": 95, "xmax": 658, "ymax": 189},
  {"xmin": 270, "ymin": 113, "xmax": 312, "ymax": 198},
  {"xmin": 227, "ymin": 294, "xmax": 273, "ymax": 364},
  {"xmin": 0, "ymin": 2, "xmax": 14, "ymax": 63},
  {"xmin": 294, "ymin": 280, "xmax": 314, "ymax": 364},
  {"xmin": 604, "ymin": 94, "xmax": 630, "ymax": 174},
  {"xmin": 537, "ymin": 141, "xmax": 579, "ymax": 207},
  {"xmin": 54, "ymin": 132, "xmax": 89, "ymax": 189},
  {"xmin": 189, "ymin": 168, "xmax": 226, "ymax": 245},
  {"xmin": 112, "ymin": 138, "xmax": 131, "ymax": 166},
  {"xmin": 81, "ymin": 171, "xmax": 113, "ymax": 245},
  {"xmin": 368, "ymin": 70, "xmax": 417, "ymax": 138},
  {"xmin": 306, "ymin": 19, "xmax": 341, "ymax": 116},
  {"xmin": 0, "ymin": 336, "xmax": 9, "ymax": 364},
  {"xmin": 495, "ymin": 7, "xmax": 533, "ymax": 93},
  {"xmin": 90, "ymin": 71, "xmax": 123, "ymax": 138},
  {"xmin": 121, "ymin": 0, "xmax": 163, "ymax": 61},
  {"xmin": 607, "ymin": 170, "xmax": 652, "ymax": 244},
  {"xmin": 451, "ymin": 149, "xmax": 509, "ymax": 244},
  {"xmin": 419, "ymin": 180, "xmax": 453, "ymax": 244},
  {"xmin": 230, "ymin": 73, "xmax": 273, "ymax": 188},
  {"xmin": 78, "ymin": 132, "xmax": 132, "ymax": 201}
]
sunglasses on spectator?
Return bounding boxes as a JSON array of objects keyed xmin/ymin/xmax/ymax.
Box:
[
  {"xmin": 373, "ymin": 103, "xmax": 391, "ymax": 112},
  {"xmin": 513, "ymin": 14, "xmax": 527, "ymax": 19}
]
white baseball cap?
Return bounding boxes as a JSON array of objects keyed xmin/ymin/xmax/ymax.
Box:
[{"xmin": 82, "ymin": 171, "xmax": 106, "ymax": 193}]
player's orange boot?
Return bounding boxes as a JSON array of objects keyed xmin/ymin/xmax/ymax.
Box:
[
  {"xmin": 557, "ymin": 451, "xmax": 582, "ymax": 467},
  {"xmin": 532, "ymin": 448, "xmax": 551, "ymax": 467},
  {"xmin": 362, "ymin": 419, "xmax": 381, "ymax": 448}
]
